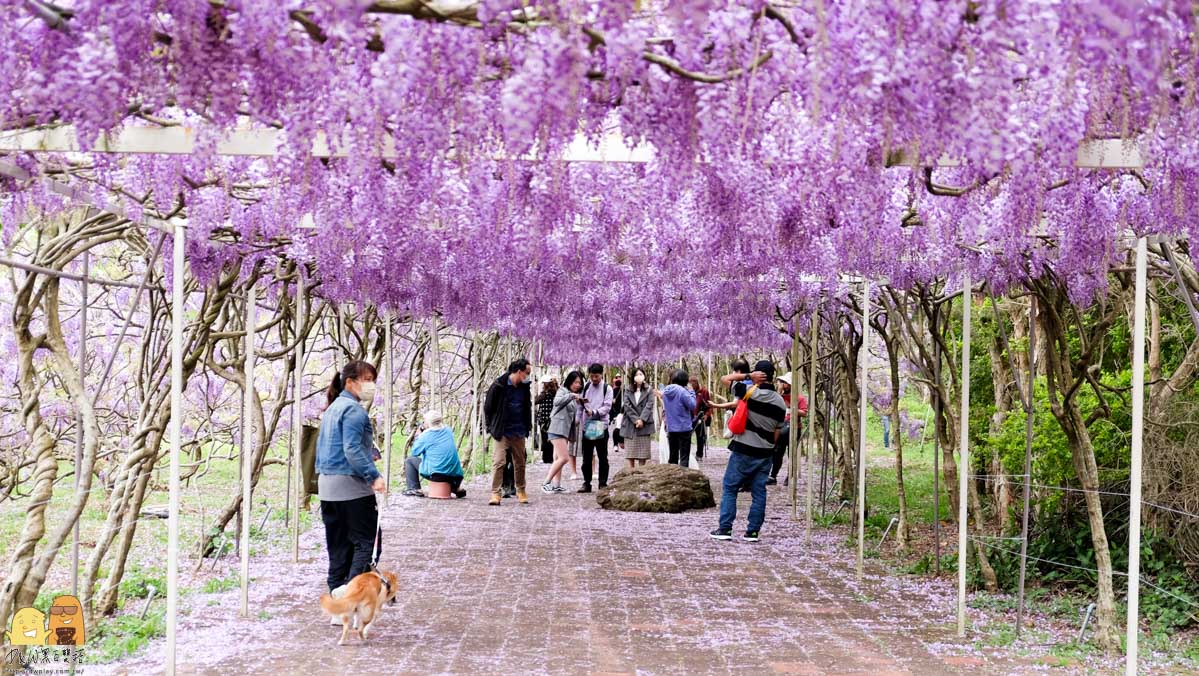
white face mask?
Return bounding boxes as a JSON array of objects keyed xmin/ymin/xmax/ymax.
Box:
[
  {"xmin": 634, "ymin": 374, "xmax": 646, "ymax": 385},
  {"xmin": 357, "ymin": 381, "xmax": 377, "ymax": 406}
]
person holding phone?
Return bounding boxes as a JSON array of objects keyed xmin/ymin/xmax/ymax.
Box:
[
  {"xmin": 711, "ymin": 360, "xmax": 784, "ymax": 542},
  {"xmin": 542, "ymin": 370, "xmax": 585, "ymax": 492},
  {"xmin": 577, "ymin": 363, "xmax": 614, "ymax": 493}
]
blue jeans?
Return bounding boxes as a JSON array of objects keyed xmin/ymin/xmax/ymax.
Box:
[{"xmin": 718, "ymin": 452, "xmax": 773, "ymax": 532}]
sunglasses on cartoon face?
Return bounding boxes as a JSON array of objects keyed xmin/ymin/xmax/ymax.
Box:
[{"xmin": 49, "ymin": 605, "xmax": 79, "ymax": 615}]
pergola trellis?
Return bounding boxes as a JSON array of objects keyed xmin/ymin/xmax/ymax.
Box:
[{"xmin": 0, "ymin": 126, "xmax": 1153, "ymax": 676}]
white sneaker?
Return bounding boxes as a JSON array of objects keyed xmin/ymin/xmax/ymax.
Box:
[
  {"xmin": 541, "ymin": 483, "xmax": 555, "ymax": 494},
  {"xmin": 329, "ymin": 585, "xmax": 348, "ymax": 625},
  {"xmin": 570, "ymin": 473, "xmax": 579, "ymax": 482}
]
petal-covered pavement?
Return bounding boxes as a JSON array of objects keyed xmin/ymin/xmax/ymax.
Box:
[{"xmin": 106, "ymin": 447, "xmax": 1033, "ymax": 675}]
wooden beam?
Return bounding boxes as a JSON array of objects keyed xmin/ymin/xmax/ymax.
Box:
[{"xmin": 0, "ymin": 125, "xmax": 654, "ymax": 163}]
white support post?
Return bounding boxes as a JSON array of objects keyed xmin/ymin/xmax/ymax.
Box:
[
  {"xmin": 166, "ymin": 222, "xmax": 185, "ymax": 676},
  {"xmin": 957, "ymin": 270, "xmax": 973, "ymax": 637},
  {"xmin": 430, "ymin": 318, "xmax": 442, "ymax": 412},
  {"xmin": 291, "ymin": 274, "xmax": 304, "ymax": 563},
  {"xmin": 805, "ymin": 309, "xmax": 820, "ymax": 543},
  {"xmin": 240, "ymin": 282, "xmax": 256, "ymax": 618},
  {"xmin": 857, "ymin": 282, "xmax": 870, "ymax": 581},
  {"xmin": 1126, "ymin": 237, "xmax": 1148, "ymax": 676},
  {"xmin": 72, "ymin": 250, "xmax": 88, "ymax": 596},
  {"xmin": 789, "ymin": 317, "xmax": 801, "ymax": 520},
  {"xmin": 656, "ymin": 363, "xmax": 668, "ymax": 464},
  {"xmin": 384, "ymin": 314, "xmax": 394, "ymax": 492}
]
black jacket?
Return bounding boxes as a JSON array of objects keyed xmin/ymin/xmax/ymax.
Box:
[{"xmin": 483, "ymin": 373, "xmax": 532, "ymax": 441}]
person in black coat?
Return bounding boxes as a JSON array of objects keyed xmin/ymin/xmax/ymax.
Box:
[
  {"xmin": 609, "ymin": 373, "xmax": 624, "ymax": 450},
  {"xmin": 535, "ymin": 376, "xmax": 558, "ymax": 463},
  {"xmin": 483, "ymin": 358, "xmax": 533, "ymax": 505}
]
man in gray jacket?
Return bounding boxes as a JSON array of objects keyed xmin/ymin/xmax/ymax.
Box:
[{"xmin": 577, "ymin": 363, "xmax": 614, "ymax": 493}]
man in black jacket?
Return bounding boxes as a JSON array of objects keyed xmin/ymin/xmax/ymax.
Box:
[{"xmin": 484, "ymin": 358, "xmax": 533, "ymax": 505}]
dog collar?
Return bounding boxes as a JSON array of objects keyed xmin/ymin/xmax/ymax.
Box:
[{"xmin": 373, "ymin": 570, "xmax": 391, "ymax": 592}]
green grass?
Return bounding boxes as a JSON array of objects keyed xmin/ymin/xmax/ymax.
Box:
[
  {"xmin": 0, "ymin": 438, "xmax": 319, "ymax": 664},
  {"xmin": 860, "ymin": 395, "xmax": 951, "ymax": 530},
  {"xmin": 89, "ymin": 607, "xmax": 166, "ymax": 663},
  {"xmin": 201, "ymin": 575, "xmax": 238, "ymax": 594},
  {"xmin": 977, "ymin": 621, "xmax": 1019, "ymax": 648}
]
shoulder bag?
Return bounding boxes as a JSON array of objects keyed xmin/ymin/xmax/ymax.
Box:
[{"xmin": 727, "ymin": 385, "xmax": 758, "ymax": 436}]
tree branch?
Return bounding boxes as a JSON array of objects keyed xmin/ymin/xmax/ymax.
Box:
[{"xmin": 641, "ymin": 48, "xmax": 774, "ymax": 84}]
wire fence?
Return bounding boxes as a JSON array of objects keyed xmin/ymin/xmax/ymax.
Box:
[
  {"xmin": 969, "ymin": 536, "xmax": 1199, "ymax": 613},
  {"xmin": 968, "ymin": 472, "xmax": 1199, "ymax": 519}
]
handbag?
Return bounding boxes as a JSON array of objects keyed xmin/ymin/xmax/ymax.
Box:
[
  {"xmin": 727, "ymin": 386, "xmax": 758, "ymax": 435},
  {"xmin": 583, "ymin": 419, "xmax": 607, "ymax": 441}
]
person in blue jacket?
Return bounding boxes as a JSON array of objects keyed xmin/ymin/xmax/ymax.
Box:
[
  {"xmin": 657, "ymin": 369, "xmax": 697, "ymax": 467},
  {"xmin": 315, "ymin": 360, "xmax": 384, "ymax": 595},
  {"xmin": 403, "ymin": 410, "xmax": 466, "ymax": 498}
]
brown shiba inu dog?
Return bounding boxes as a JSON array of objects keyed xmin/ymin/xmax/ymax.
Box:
[{"xmin": 319, "ymin": 569, "xmax": 399, "ymax": 645}]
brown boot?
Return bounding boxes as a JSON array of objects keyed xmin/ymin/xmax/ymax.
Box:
[
  {"xmin": 516, "ymin": 489, "xmax": 529, "ymax": 504},
  {"xmin": 489, "ymin": 492, "xmax": 502, "ymax": 506}
]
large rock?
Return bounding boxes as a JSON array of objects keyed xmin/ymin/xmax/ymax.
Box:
[{"xmin": 596, "ymin": 463, "xmax": 716, "ymax": 513}]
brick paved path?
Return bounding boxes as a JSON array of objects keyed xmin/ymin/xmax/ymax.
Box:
[{"xmin": 109, "ymin": 447, "xmax": 1029, "ymax": 675}]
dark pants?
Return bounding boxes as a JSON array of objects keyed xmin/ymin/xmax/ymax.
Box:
[
  {"xmin": 404, "ymin": 455, "xmax": 462, "ymax": 492},
  {"xmin": 581, "ymin": 435, "xmax": 610, "ymax": 487},
  {"xmin": 612, "ymin": 428, "xmax": 624, "ymax": 447},
  {"xmin": 540, "ymin": 427, "xmax": 553, "ymax": 463},
  {"xmin": 770, "ymin": 423, "xmax": 791, "ymax": 478},
  {"xmin": 321, "ymin": 495, "xmax": 379, "ymax": 592},
  {"xmin": 694, "ymin": 419, "xmax": 708, "ymax": 459},
  {"xmin": 502, "ymin": 450, "xmax": 515, "ymax": 494},
  {"xmin": 667, "ymin": 430, "xmax": 691, "ymax": 467},
  {"xmin": 718, "ymin": 452, "xmax": 773, "ymax": 533}
]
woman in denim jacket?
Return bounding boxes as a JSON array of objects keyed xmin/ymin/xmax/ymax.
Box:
[{"xmin": 315, "ymin": 360, "xmax": 384, "ymax": 595}]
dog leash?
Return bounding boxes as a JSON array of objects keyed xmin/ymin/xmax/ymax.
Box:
[
  {"xmin": 367, "ymin": 492, "xmax": 395, "ymax": 594},
  {"xmin": 369, "ymin": 491, "xmax": 384, "ymax": 571}
]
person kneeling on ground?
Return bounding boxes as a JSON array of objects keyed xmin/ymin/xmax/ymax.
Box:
[{"xmin": 403, "ymin": 410, "xmax": 466, "ymax": 498}]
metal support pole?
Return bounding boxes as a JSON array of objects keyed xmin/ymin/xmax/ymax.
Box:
[
  {"xmin": 384, "ymin": 314, "xmax": 394, "ymax": 491},
  {"xmin": 72, "ymin": 251, "xmax": 88, "ymax": 597},
  {"xmin": 933, "ymin": 308, "xmax": 943, "ymax": 577},
  {"xmin": 656, "ymin": 363, "xmax": 667, "ymax": 464},
  {"xmin": 430, "ymin": 318, "xmax": 442, "ymax": 411},
  {"xmin": 820, "ymin": 348, "xmax": 832, "ymax": 518},
  {"xmin": 1016, "ymin": 297, "xmax": 1036, "ymax": 635},
  {"xmin": 166, "ymin": 222, "xmax": 185, "ymax": 676},
  {"xmin": 240, "ymin": 281, "xmax": 256, "ymax": 618},
  {"xmin": 1126, "ymin": 237, "xmax": 1148, "ymax": 676},
  {"xmin": 857, "ymin": 281, "xmax": 870, "ymax": 581},
  {"xmin": 789, "ymin": 316, "xmax": 801, "ymax": 520},
  {"xmin": 707, "ymin": 352, "xmax": 714, "ymax": 403},
  {"xmin": 291, "ymin": 274, "xmax": 304, "ymax": 563},
  {"xmin": 806, "ymin": 309, "xmax": 820, "ymax": 543},
  {"xmin": 957, "ymin": 270, "xmax": 972, "ymax": 637}
]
